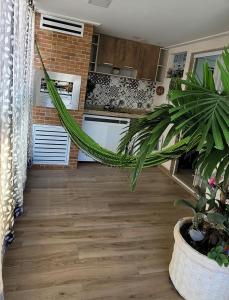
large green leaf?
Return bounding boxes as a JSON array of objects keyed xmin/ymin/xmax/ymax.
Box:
[
  {"xmin": 207, "ymin": 212, "xmax": 227, "ymax": 225},
  {"xmin": 216, "ymin": 155, "xmax": 229, "ymax": 182},
  {"xmin": 174, "ymin": 199, "xmax": 196, "ymax": 212},
  {"xmin": 217, "ymin": 60, "xmax": 229, "ymax": 92}
]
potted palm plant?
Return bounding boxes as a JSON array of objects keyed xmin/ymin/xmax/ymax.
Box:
[
  {"xmin": 169, "ymin": 179, "xmax": 229, "ymax": 300},
  {"xmin": 117, "ymin": 49, "xmax": 229, "ymax": 300},
  {"xmin": 37, "ymin": 43, "xmax": 229, "ymax": 300}
]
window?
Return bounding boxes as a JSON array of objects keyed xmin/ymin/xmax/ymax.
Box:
[{"xmin": 193, "ymin": 50, "xmax": 222, "ymax": 91}]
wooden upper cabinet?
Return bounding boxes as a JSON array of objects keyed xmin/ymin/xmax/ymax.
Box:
[
  {"xmin": 114, "ymin": 38, "xmax": 126, "ymax": 68},
  {"xmin": 97, "ymin": 34, "xmax": 116, "ymax": 66},
  {"xmin": 98, "ymin": 35, "xmax": 140, "ymax": 69},
  {"xmin": 115, "ymin": 39, "xmax": 140, "ymax": 69},
  {"xmin": 137, "ymin": 44, "xmax": 160, "ymax": 80},
  {"xmin": 97, "ymin": 34, "xmax": 160, "ymax": 81}
]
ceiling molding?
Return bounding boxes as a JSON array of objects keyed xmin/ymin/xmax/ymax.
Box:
[
  {"xmin": 166, "ymin": 30, "xmax": 229, "ymax": 49},
  {"xmin": 35, "ymin": 9, "xmax": 101, "ymax": 26}
]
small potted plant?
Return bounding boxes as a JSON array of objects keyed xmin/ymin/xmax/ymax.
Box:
[{"xmin": 169, "ymin": 177, "xmax": 229, "ymax": 300}]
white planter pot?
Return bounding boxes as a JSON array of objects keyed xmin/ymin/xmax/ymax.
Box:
[{"xmin": 169, "ymin": 218, "xmax": 229, "ymax": 300}]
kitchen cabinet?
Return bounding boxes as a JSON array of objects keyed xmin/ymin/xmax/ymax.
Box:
[
  {"xmin": 113, "ymin": 38, "xmax": 126, "ymax": 68},
  {"xmin": 98, "ymin": 35, "xmax": 140, "ymax": 69},
  {"xmin": 97, "ymin": 34, "xmax": 116, "ymax": 66},
  {"xmin": 137, "ymin": 43, "xmax": 160, "ymax": 81},
  {"xmin": 125, "ymin": 40, "xmax": 140, "ymax": 69},
  {"xmin": 97, "ymin": 34, "xmax": 160, "ymax": 81},
  {"xmin": 78, "ymin": 114, "xmax": 130, "ymax": 162},
  {"xmin": 115, "ymin": 39, "xmax": 140, "ymax": 69}
]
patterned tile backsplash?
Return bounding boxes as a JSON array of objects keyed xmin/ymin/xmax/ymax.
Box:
[{"xmin": 85, "ymin": 72, "xmax": 156, "ymax": 111}]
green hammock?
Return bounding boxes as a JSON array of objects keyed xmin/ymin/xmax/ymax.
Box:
[{"xmin": 35, "ymin": 41, "xmax": 192, "ymax": 172}]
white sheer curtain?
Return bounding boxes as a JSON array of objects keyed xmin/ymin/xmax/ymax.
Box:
[{"xmin": 0, "ymin": 0, "xmax": 34, "ymax": 298}]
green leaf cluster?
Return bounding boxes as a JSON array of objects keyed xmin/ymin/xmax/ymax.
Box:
[
  {"xmin": 174, "ymin": 180, "xmax": 229, "ymax": 234},
  {"xmin": 119, "ymin": 49, "xmax": 229, "ymax": 190},
  {"xmin": 208, "ymin": 245, "xmax": 229, "ymax": 267}
]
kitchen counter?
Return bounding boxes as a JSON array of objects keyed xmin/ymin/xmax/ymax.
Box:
[{"xmin": 84, "ymin": 109, "xmax": 146, "ymax": 119}]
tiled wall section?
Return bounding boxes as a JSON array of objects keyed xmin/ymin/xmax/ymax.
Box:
[
  {"xmin": 86, "ymin": 72, "xmax": 156, "ymax": 110},
  {"xmin": 33, "ymin": 12, "xmax": 93, "ymax": 168}
]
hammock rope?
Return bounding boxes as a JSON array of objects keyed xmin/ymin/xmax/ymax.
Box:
[{"xmin": 35, "ymin": 41, "xmax": 192, "ymax": 168}]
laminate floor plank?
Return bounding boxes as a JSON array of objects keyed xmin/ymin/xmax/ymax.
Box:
[{"xmin": 3, "ymin": 164, "xmax": 189, "ymax": 299}]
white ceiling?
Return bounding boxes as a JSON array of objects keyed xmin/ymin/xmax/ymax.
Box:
[{"xmin": 35, "ymin": 0, "xmax": 229, "ymax": 47}]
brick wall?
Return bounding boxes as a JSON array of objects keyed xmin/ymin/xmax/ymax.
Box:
[{"xmin": 33, "ymin": 12, "xmax": 93, "ymax": 168}]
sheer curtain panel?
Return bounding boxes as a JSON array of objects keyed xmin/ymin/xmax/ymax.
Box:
[{"xmin": 0, "ymin": 0, "xmax": 34, "ymax": 298}]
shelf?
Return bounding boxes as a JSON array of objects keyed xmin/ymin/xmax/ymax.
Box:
[
  {"xmin": 88, "ymin": 71, "xmax": 139, "ymax": 80},
  {"xmin": 157, "ymin": 64, "xmax": 166, "ymax": 68},
  {"xmin": 92, "ymin": 34, "xmax": 99, "ymax": 44},
  {"xmin": 156, "ymin": 65, "xmax": 167, "ymax": 83},
  {"xmin": 158, "ymin": 48, "xmax": 168, "ymax": 67}
]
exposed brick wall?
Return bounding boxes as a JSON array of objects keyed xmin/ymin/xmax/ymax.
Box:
[{"xmin": 33, "ymin": 12, "xmax": 93, "ymax": 168}]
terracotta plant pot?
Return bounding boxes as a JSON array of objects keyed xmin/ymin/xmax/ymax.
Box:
[{"xmin": 169, "ymin": 218, "xmax": 229, "ymax": 300}]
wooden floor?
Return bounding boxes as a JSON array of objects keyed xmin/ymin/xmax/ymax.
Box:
[{"xmin": 3, "ymin": 163, "xmax": 190, "ymax": 300}]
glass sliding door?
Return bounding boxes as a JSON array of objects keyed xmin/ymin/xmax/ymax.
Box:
[
  {"xmin": 172, "ymin": 50, "xmax": 222, "ymax": 190},
  {"xmin": 193, "ymin": 50, "xmax": 222, "ymax": 88},
  {"xmin": 194, "ymin": 55, "xmax": 218, "ymax": 82}
]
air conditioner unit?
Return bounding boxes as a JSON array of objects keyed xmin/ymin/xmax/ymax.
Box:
[
  {"xmin": 40, "ymin": 14, "xmax": 84, "ymax": 37},
  {"xmin": 32, "ymin": 124, "xmax": 71, "ymax": 165}
]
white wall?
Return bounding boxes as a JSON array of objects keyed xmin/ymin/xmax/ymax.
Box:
[{"xmin": 154, "ymin": 33, "xmax": 229, "ymax": 171}]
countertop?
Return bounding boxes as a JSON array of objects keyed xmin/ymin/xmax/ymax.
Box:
[{"xmin": 84, "ymin": 109, "xmax": 146, "ymax": 119}]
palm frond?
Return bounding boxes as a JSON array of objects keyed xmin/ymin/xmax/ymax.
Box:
[{"xmin": 120, "ymin": 48, "xmax": 229, "ymax": 189}]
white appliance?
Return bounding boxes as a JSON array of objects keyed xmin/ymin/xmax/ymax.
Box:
[
  {"xmin": 78, "ymin": 114, "xmax": 130, "ymax": 161},
  {"xmin": 32, "ymin": 124, "xmax": 71, "ymax": 165}
]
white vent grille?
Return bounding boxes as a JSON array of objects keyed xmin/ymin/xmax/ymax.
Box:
[
  {"xmin": 32, "ymin": 125, "xmax": 70, "ymax": 165},
  {"xmin": 40, "ymin": 14, "xmax": 84, "ymax": 37}
]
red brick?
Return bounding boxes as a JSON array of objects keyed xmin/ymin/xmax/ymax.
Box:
[{"xmin": 33, "ymin": 12, "xmax": 93, "ymax": 169}]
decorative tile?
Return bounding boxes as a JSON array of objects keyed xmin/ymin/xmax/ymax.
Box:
[
  {"xmin": 86, "ymin": 73, "xmax": 156, "ymax": 111},
  {"xmin": 110, "ymin": 76, "xmax": 121, "ymax": 87}
]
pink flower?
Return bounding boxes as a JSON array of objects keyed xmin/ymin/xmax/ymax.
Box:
[{"xmin": 208, "ymin": 177, "xmax": 216, "ymax": 188}]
